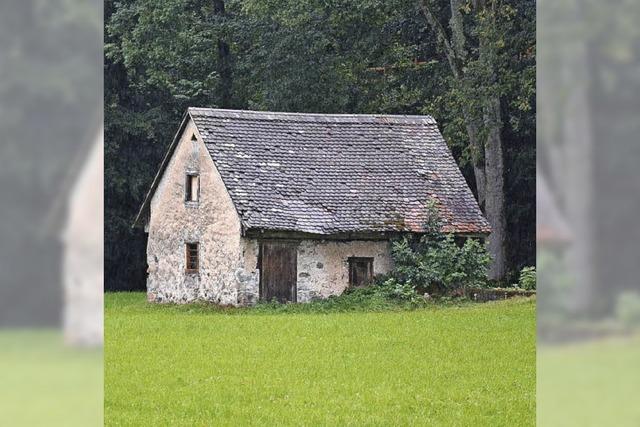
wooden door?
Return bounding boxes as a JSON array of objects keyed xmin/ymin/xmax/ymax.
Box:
[{"xmin": 260, "ymin": 242, "xmax": 297, "ymax": 303}]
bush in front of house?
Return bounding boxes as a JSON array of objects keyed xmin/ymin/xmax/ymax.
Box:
[
  {"xmin": 254, "ymin": 281, "xmax": 428, "ymax": 312},
  {"xmin": 393, "ymin": 235, "xmax": 491, "ymax": 291},
  {"xmin": 517, "ymin": 266, "xmax": 536, "ymax": 290},
  {"xmin": 387, "ymin": 204, "xmax": 492, "ymax": 296},
  {"xmin": 257, "ymin": 205, "xmax": 493, "ymax": 311}
]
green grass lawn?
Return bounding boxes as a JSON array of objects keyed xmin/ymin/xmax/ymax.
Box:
[
  {"xmin": 105, "ymin": 293, "xmax": 535, "ymax": 426},
  {"xmin": 538, "ymin": 336, "xmax": 640, "ymax": 427},
  {"xmin": 0, "ymin": 330, "xmax": 103, "ymax": 426}
]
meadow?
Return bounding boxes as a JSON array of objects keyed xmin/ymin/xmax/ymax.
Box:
[
  {"xmin": 538, "ymin": 335, "xmax": 640, "ymax": 426},
  {"xmin": 105, "ymin": 293, "xmax": 535, "ymax": 426},
  {"xmin": 0, "ymin": 330, "xmax": 103, "ymax": 426}
]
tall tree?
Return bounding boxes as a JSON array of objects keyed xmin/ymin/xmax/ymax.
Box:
[
  {"xmin": 419, "ymin": 0, "xmax": 519, "ymax": 280},
  {"xmin": 213, "ymin": 0, "xmax": 232, "ymax": 107}
]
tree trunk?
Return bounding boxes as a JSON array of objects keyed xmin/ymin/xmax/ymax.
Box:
[
  {"xmin": 213, "ymin": 0, "xmax": 232, "ymax": 108},
  {"xmin": 446, "ymin": 0, "xmax": 487, "ymax": 207},
  {"xmin": 563, "ymin": 42, "xmax": 594, "ymax": 314},
  {"xmin": 463, "ymin": 115, "xmax": 486, "ymax": 208},
  {"xmin": 484, "ymin": 96, "xmax": 507, "ymax": 280},
  {"xmin": 421, "ymin": 0, "xmax": 507, "ymax": 279},
  {"xmin": 449, "ymin": 0, "xmax": 466, "ymax": 60},
  {"xmin": 478, "ymin": 0, "xmax": 507, "ymax": 280}
]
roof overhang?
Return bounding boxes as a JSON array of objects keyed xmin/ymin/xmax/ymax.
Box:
[{"xmin": 244, "ymin": 228, "xmax": 489, "ymax": 241}]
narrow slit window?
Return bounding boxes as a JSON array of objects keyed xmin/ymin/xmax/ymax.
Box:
[
  {"xmin": 186, "ymin": 243, "xmax": 199, "ymax": 272},
  {"xmin": 185, "ymin": 174, "xmax": 199, "ymax": 202}
]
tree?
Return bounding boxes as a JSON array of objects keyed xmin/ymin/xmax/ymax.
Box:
[
  {"xmin": 419, "ymin": 0, "xmax": 532, "ymax": 280},
  {"xmin": 213, "ymin": 0, "xmax": 233, "ymax": 108}
]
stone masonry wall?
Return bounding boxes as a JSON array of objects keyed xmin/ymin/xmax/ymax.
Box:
[
  {"xmin": 239, "ymin": 238, "xmax": 394, "ymax": 303},
  {"xmin": 146, "ymin": 119, "xmax": 259, "ymax": 305},
  {"xmin": 296, "ymin": 240, "xmax": 393, "ymax": 302}
]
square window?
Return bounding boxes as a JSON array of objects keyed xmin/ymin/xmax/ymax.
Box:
[
  {"xmin": 348, "ymin": 257, "xmax": 373, "ymax": 287},
  {"xmin": 185, "ymin": 174, "xmax": 199, "ymax": 202},
  {"xmin": 186, "ymin": 243, "xmax": 199, "ymax": 272}
]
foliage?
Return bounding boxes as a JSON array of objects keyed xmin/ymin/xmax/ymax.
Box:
[
  {"xmin": 616, "ymin": 292, "xmax": 640, "ymax": 329},
  {"xmin": 422, "ymin": 0, "xmax": 535, "ymax": 161},
  {"xmin": 257, "ymin": 284, "xmax": 423, "ymax": 313},
  {"xmin": 391, "ymin": 235, "xmax": 491, "ymax": 291},
  {"xmin": 536, "ymin": 249, "xmax": 574, "ymax": 319},
  {"xmin": 387, "ymin": 204, "xmax": 492, "ymax": 293},
  {"xmin": 518, "ymin": 266, "xmax": 537, "ymax": 290},
  {"xmin": 105, "ymin": 292, "xmax": 535, "ymax": 425},
  {"xmin": 253, "ymin": 277, "xmax": 431, "ymax": 313},
  {"xmin": 379, "ymin": 277, "xmax": 423, "ymax": 302}
]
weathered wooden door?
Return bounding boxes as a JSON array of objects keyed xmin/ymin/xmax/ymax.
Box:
[{"xmin": 260, "ymin": 242, "xmax": 297, "ymax": 303}]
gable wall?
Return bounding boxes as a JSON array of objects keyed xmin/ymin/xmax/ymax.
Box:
[{"xmin": 146, "ymin": 119, "xmax": 259, "ymax": 304}]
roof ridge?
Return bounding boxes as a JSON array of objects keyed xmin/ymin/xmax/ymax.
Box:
[{"xmin": 188, "ymin": 107, "xmax": 436, "ymax": 125}]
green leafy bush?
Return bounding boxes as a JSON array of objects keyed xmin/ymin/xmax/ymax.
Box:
[
  {"xmin": 388, "ymin": 203, "xmax": 492, "ymax": 294},
  {"xmin": 518, "ymin": 266, "xmax": 536, "ymax": 290},
  {"xmin": 373, "ymin": 277, "xmax": 425, "ymax": 304},
  {"xmin": 253, "ymin": 281, "xmax": 428, "ymax": 313}
]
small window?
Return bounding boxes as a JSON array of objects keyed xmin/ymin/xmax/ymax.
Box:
[
  {"xmin": 185, "ymin": 174, "xmax": 199, "ymax": 202},
  {"xmin": 348, "ymin": 257, "xmax": 373, "ymax": 287},
  {"xmin": 186, "ymin": 243, "xmax": 199, "ymax": 272}
]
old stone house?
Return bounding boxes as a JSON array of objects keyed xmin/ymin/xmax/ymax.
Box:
[{"xmin": 134, "ymin": 108, "xmax": 490, "ymax": 305}]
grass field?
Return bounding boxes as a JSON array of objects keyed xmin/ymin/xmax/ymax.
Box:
[
  {"xmin": 105, "ymin": 293, "xmax": 535, "ymax": 426},
  {"xmin": 538, "ymin": 336, "xmax": 640, "ymax": 426},
  {"xmin": 0, "ymin": 330, "xmax": 103, "ymax": 426}
]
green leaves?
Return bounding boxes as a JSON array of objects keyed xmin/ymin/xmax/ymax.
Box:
[
  {"xmin": 517, "ymin": 266, "xmax": 536, "ymax": 291},
  {"xmin": 107, "ymin": 0, "xmax": 219, "ymax": 104},
  {"xmin": 389, "ymin": 207, "xmax": 492, "ymax": 293}
]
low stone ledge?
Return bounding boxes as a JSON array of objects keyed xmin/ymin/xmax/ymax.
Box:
[{"xmin": 465, "ymin": 287, "xmax": 535, "ymax": 302}]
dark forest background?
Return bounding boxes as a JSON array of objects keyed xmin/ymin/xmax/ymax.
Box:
[{"xmin": 105, "ymin": 0, "xmax": 535, "ymax": 291}]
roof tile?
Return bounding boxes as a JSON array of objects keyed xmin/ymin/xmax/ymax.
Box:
[{"xmin": 189, "ymin": 108, "xmax": 490, "ymax": 235}]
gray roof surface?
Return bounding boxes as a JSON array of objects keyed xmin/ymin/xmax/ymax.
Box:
[{"xmin": 188, "ymin": 108, "xmax": 490, "ymax": 235}]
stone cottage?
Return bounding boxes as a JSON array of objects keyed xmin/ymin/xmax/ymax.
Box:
[{"xmin": 133, "ymin": 108, "xmax": 490, "ymax": 305}]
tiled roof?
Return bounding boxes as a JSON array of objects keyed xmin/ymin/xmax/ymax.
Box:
[{"xmin": 188, "ymin": 108, "xmax": 490, "ymax": 235}]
